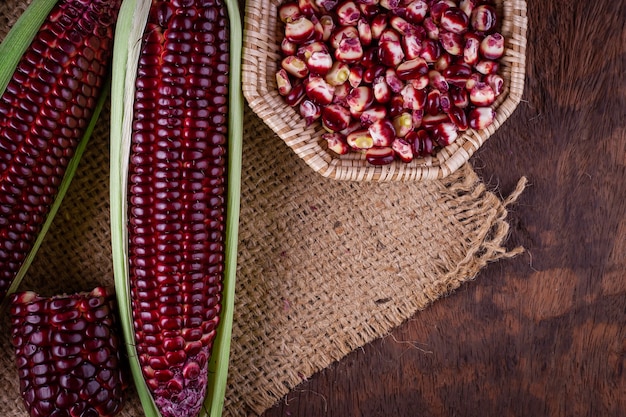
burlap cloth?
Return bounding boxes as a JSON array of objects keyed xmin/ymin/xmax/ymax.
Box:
[{"xmin": 0, "ymin": 2, "xmax": 526, "ymax": 416}]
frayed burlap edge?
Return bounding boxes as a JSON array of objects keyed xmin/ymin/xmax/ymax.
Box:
[{"xmin": 432, "ymin": 173, "xmax": 528, "ymax": 299}]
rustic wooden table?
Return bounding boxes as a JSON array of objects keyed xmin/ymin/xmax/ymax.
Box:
[{"xmin": 261, "ymin": 0, "xmax": 626, "ymax": 415}]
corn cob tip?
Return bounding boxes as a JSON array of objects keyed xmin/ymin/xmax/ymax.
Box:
[{"xmin": 154, "ymin": 377, "xmax": 207, "ymax": 417}]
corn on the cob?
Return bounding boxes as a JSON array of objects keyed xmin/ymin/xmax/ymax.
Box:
[
  {"xmin": 9, "ymin": 287, "xmax": 126, "ymax": 417},
  {"xmin": 125, "ymin": 1, "xmax": 230, "ymax": 415},
  {"xmin": 0, "ymin": 0, "xmax": 121, "ymax": 302}
]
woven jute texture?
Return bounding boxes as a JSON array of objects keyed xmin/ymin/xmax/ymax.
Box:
[{"xmin": 0, "ymin": 1, "xmax": 525, "ymax": 416}]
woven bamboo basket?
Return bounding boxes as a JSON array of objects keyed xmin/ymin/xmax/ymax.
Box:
[{"xmin": 242, "ymin": 0, "xmax": 528, "ymax": 181}]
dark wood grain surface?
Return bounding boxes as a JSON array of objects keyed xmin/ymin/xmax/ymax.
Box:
[{"xmin": 261, "ymin": 0, "xmax": 626, "ymax": 416}]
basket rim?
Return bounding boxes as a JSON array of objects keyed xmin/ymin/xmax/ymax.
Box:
[{"xmin": 242, "ymin": 0, "xmax": 528, "ymax": 181}]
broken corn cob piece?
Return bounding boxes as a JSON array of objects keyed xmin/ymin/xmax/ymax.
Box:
[
  {"xmin": 0, "ymin": 0, "xmax": 121, "ymax": 304},
  {"xmin": 9, "ymin": 287, "xmax": 126, "ymax": 417}
]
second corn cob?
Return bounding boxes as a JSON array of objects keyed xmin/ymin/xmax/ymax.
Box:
[{"xmin": 0, "ymin": 0, "xmax": 121, "ymax": 303}]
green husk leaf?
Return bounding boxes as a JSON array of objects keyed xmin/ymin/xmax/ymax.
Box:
[
  {"xmin": 110, "ymin": 0, "xmax": 242, "ymax": 415},
  {"xmin": 0, "ymin": 0, "xmax": 109, "ymax": 310},
  {"xmin": 203, "ymin": 0, "xmax": 242, "ymax": 414}
]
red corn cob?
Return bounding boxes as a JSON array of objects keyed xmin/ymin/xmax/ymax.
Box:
[
  {"xmin": 127, "ymin": 0, "xmax": 230, "ymax": 415},
  {"xmin": 9, "ymin": 287, "xmax": 126, "ymax": 417},
  {"xmin": 0, "ymin": 0, "xmax": 121, "ymax": 302}
]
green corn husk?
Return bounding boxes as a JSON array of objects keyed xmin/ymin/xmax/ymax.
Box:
[
  {"xmin": 109, "ymin": 0, "xmax": 243, "ymax": 415},
  {"xmin": 0, "ymin": 0, "xmax": 111, "ymax": 310}
]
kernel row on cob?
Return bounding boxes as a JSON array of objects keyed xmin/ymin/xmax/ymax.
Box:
[
  {"xmin": 110, "ymin": 1, "xmax": 242, "ymax": 417},
  {"xmin": 0, "ymin": 0, "xmax": 121, "ymax": 308}
]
